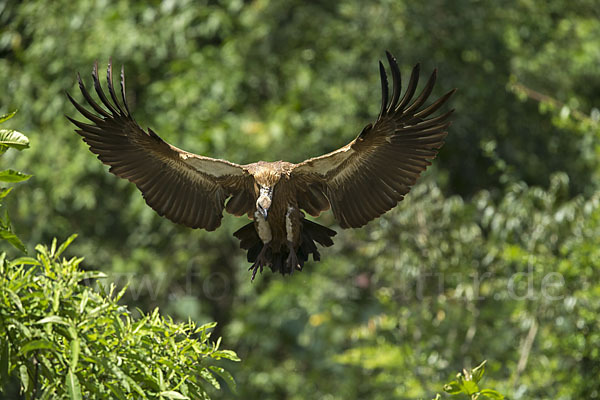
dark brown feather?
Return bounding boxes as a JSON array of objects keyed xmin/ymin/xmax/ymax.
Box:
[
  {"xmin": 67, "ymin": 62, "xmax": 253, "ymax": 230},
  {"xmin": 291, "ymin": 52, "xmax": 454, "ymax": 228}
]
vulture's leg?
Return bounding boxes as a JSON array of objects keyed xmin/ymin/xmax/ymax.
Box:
[
  {"xmin": 285, "ymin": 206, "xmax": 302, "ymax": 273},
  {"xmin": 250, "ymin": 210, "xmax": 273, "ymax": 280},
  {"xmin": 249, "ymin": 242, "xmax": 270, "ymax": 281},
  {"xmin": 285, "ymin": 241, "xmax": 299, "ymax": 273}
]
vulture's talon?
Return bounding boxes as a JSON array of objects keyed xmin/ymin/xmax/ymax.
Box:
[
  {"xmin": 285, "ymin": 242, "xmax": 299, "ymax": 274},
  {"xmin": 249, "ymin": 244, "xmax": 270, "ymax": 281}
]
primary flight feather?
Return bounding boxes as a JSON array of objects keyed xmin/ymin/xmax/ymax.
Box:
[{"xmin": 68, "ymin": 51, "xmax": 455, "ymax": 280}]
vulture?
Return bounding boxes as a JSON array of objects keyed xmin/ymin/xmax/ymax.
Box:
[{"xmin": 67, "ymin": 52, "xmax": 455, "ymax": 280}]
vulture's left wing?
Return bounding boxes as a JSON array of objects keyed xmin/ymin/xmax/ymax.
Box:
[
  {"xmin": 67, "ymin": 61, "xmax": 254, "ymax": 231},
  {"xmin": 292, "ymin": 52, "xmax": 455, "ymax": 228}
]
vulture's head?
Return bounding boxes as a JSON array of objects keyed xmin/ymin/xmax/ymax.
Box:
[
  {"xmin": 256, "ymin": 185, "xmax": 273, "ymax": 219},
  {"xmin": 252, "ymin": 164, "xmax": 284, "ymax": 220}
]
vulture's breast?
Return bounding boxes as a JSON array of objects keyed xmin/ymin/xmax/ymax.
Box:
[{"xmin": 261, "ymin": 178, "xmax": 298, "ymax": 247}]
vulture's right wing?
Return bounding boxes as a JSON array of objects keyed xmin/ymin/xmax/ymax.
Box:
[{"xmin": 67, "ymin": 62, "xmax": 254, "ymax": 231}]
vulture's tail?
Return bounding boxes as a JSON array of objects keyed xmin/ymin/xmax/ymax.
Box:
[{"xmin": 233, "ymin": 219, "xmax": 336, "ymax": 278}]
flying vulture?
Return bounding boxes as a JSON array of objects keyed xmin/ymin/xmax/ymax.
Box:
[{"xmin": 67, "ymin": 52, "xmax": 455, "ymax": 280}]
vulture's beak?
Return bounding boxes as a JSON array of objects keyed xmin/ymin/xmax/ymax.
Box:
[
  {"xmin": 256, "ymin": 186, "xmax": 273, "ymax": 220},
  {"xmin": 258, "ymin": 204, "xmax": 268, "ymax": 220}
]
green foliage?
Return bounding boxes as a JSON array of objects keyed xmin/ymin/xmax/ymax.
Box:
[
  {"xmin": 436, "ymin": 361, "xmax": 504, "ymax": 400},
  {"xmin": 0, "ymin": 237, "xmax": 239, "ymax": 399},
  {"xmin": 0, "ymin": 111, "xmax": 30, "ymax": 253},
  {"xmin": 1, "ymin": 1, "xmax": 600, "ymax": 399},
  {"xmin": 227, "ymin": 176, "xmax": 600, "ymax": 399}
]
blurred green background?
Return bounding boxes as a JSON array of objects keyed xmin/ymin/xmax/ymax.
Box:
[{"xmin": 2, "ymin": 0, "xmax": 600, "ymax": 398}]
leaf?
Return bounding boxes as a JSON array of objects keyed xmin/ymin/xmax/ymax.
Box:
[
  {"xmin": 19, "ymin": 364, "xmax": 29, "ymax": 393},
  {"xmin": 0, "ymin": 169, "xmax": 31, "ymax": 183},
  {"xmin": 211, "ymin": 349, "xmax": 240, "ymax": 361},
  {"xmin": 5, "ymin": 288, "xmax": 24, "ymax": 313},
  {"xmin": 200, "ymin": 368, "xmax": 220, "ymax": 389},
  {"xmin": 39, "ymin": 382, "xmax": 58, "ymax": 400},
  {"xmin": 36, "ymin": 315, "xmax": 69, "ymax": 326},
  {"xmin": 8, "ymin": 256, "xmax": 40, "ymax": 267},
  {"xmin": 66, "ymin": 369, "xmax": 83, "ymax": 400},
  {"xmin": 159, "ymin": 391, "xmax": 190, "ymax": 399},
  {"xmin": 472, "ymin": 360, "xmax": 486, "ymax": 383},
  {"xmin": 79, "ymin": 291, "xmax": 89, "ymax": 314},
  {"xmin": 208, "ymin": 366, "xmax": 237, "ymax": 393},
  {"xmin": 70, "ymin": 338, "xmax": 80, "ymax": 370},
  {"xmin": 0, "ymin": 111, "xmax": 16, "ymax": 124},
  {"xmin": 462, "ymin": 380, "xmax": 479, "ymax": 395},
  {"xmin": 0, "ymin": 187, "xmax": 12, "ymax": 200},
  {"xmin": 19, "ymin": 339, "xmax": 56, "ymax": 355},
  {"xmin": 157, "ymin": 367, "xmax": 165, "ymax": 391},
  {"xmin": 480, "ymin": 389, "xmax": 505, "ymax": 399},
  {"xmin": 0, "ymin": 227, "xmax": 26, "ymax": 253},
  {"xmin": 81, "ymin": 271, "xmax": 107, "ymax": 280},
  {"xmin": 0, "ymin": 129, "xmax": 29, "ymax": 150},
  {"xmin": 443, "ymin": 380, "xmax": 462, "ymax": 395},
  {"xmin": 105, "ymin": 383, "xmax": 128, "ymax": 400},
  {"xmin": 50, "ymin": 238, "xmax": 57, "ymax": 258},
  {"xmin": 56, "ymin": 234, "xmax": 78, "ymax": 258}
]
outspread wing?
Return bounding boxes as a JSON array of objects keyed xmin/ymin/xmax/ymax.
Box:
[
  {"xmin": 292, "ymin": 52, "xmax": 455, "ymax": 228},
  {"xmin": 67, "ymin": 61, "xmax": 254, "ymax": 231}
]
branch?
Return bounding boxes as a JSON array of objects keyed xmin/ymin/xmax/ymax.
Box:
[
  {"xmin": 510, "ymin": 81, "xmax": 594, "ymax": 124},
  {"xmin": 512, "ymin": 317, "xmax": 538, "ymax": 388}
]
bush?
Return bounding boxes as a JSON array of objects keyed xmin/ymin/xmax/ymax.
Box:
[
  {"xmin": 0, "ymin": 111, "xmax": 30, "ymax": 253},
  {"xmin": 0, "ymin": 236, "xmax": 239, "ymax": 399}
]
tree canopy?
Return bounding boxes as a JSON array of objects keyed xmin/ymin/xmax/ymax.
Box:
[{"xmin": 1, "ymin": 0, "xmax": 599, "ymax": 398}]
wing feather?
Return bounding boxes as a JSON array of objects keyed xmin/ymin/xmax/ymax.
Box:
[
  {"xmin": 68, "ymin": 62, "xmax": 254, "ymax": 230},
  {"xmin": 292, "ymin": 52, "xmax": 455, "ymax": 228}
]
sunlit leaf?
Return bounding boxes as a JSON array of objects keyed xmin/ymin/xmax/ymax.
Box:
[
  {"xmin": 0, "ymin": 111, "xmax": 16, "ymax": 124},
  {"xmin": 472, "ymin": 360, "xmax": 486, "ymax": 383},
  {"xmin": 19, "ymin": 339, "xmax": 56, "ymax": 355},
  {"xmin": 8, "ymin": 256, "xmax": 40, "ymax": 267},
  {"xmin": 0, "ymin": 187, "xmax": 12, "ymax": 200},
  {"xmin": 0, "ymin": 169, "xmax": 31, "ymax": 183},
  {"xmin": 480, "ymin": 388, "xmax": 505, "ymax": 399},
  {"xmin": 462, "ymin": 380, "xmax": 479, "ymax": 395},
  {"xmin": 0, "ymin": 227, "xmax": 26, "ymax": 252},
  {"xmin": 0, "ymin": 129, "xmax": 29, "ymax": 150},
  {"xmin": 159, "ymin": 391, "xmax": 190, "ymax": 399},
  {"xmin": 209, "ymin": 366, "xmax": 237, "ymax": 393},
  {"xmin": 5, "ymin": 288, "xmax": 24, "ymax": 313},
  {"xmin": 70, "ymin": 339, "xmax": 80, "ymax": 370},
  {"xmin": 19, "ymin": 364, "xmax": 29, "ymax": 393},
  {"xmin": 36, "ymin": 315, "xmax": 70, "ymax": 326},
  {"xmin": 443, "ymin": 380, "xmax": 462, "ymax": 395},
  {"xmin": 66, "ymin": 369, "xmax": 83, "ymax": 400},
  {"xmin": 56, "ymin": 234, "xmax": 78, "ymax": 258}
]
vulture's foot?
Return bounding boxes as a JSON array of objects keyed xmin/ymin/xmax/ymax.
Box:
[
  {"xmin": 249, "ymin": 243, "xmax": 270, "ymax": 281},
  {"xmin": 285, "ymin": 241, "xmax": 300, "ymax": 274}
]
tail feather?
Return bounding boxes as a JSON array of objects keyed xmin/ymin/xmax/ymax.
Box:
[
  {"xmin": 233, "ymin": 218, "xmax": 337, "ymax": 277},
  {"xmin": 233, "ymin": 222, "xmax": 259, "ymax": 250},
  {"xmin": 270, "ymin": 252, "xmax": 284, "ymax": 274},
  {"xmin": 303, "ymin": 219, "xmax": 336, "ymax": 247},
  {"xmin": 246, "ymin": 243, "xmax": 262, "ymax": 263}
]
